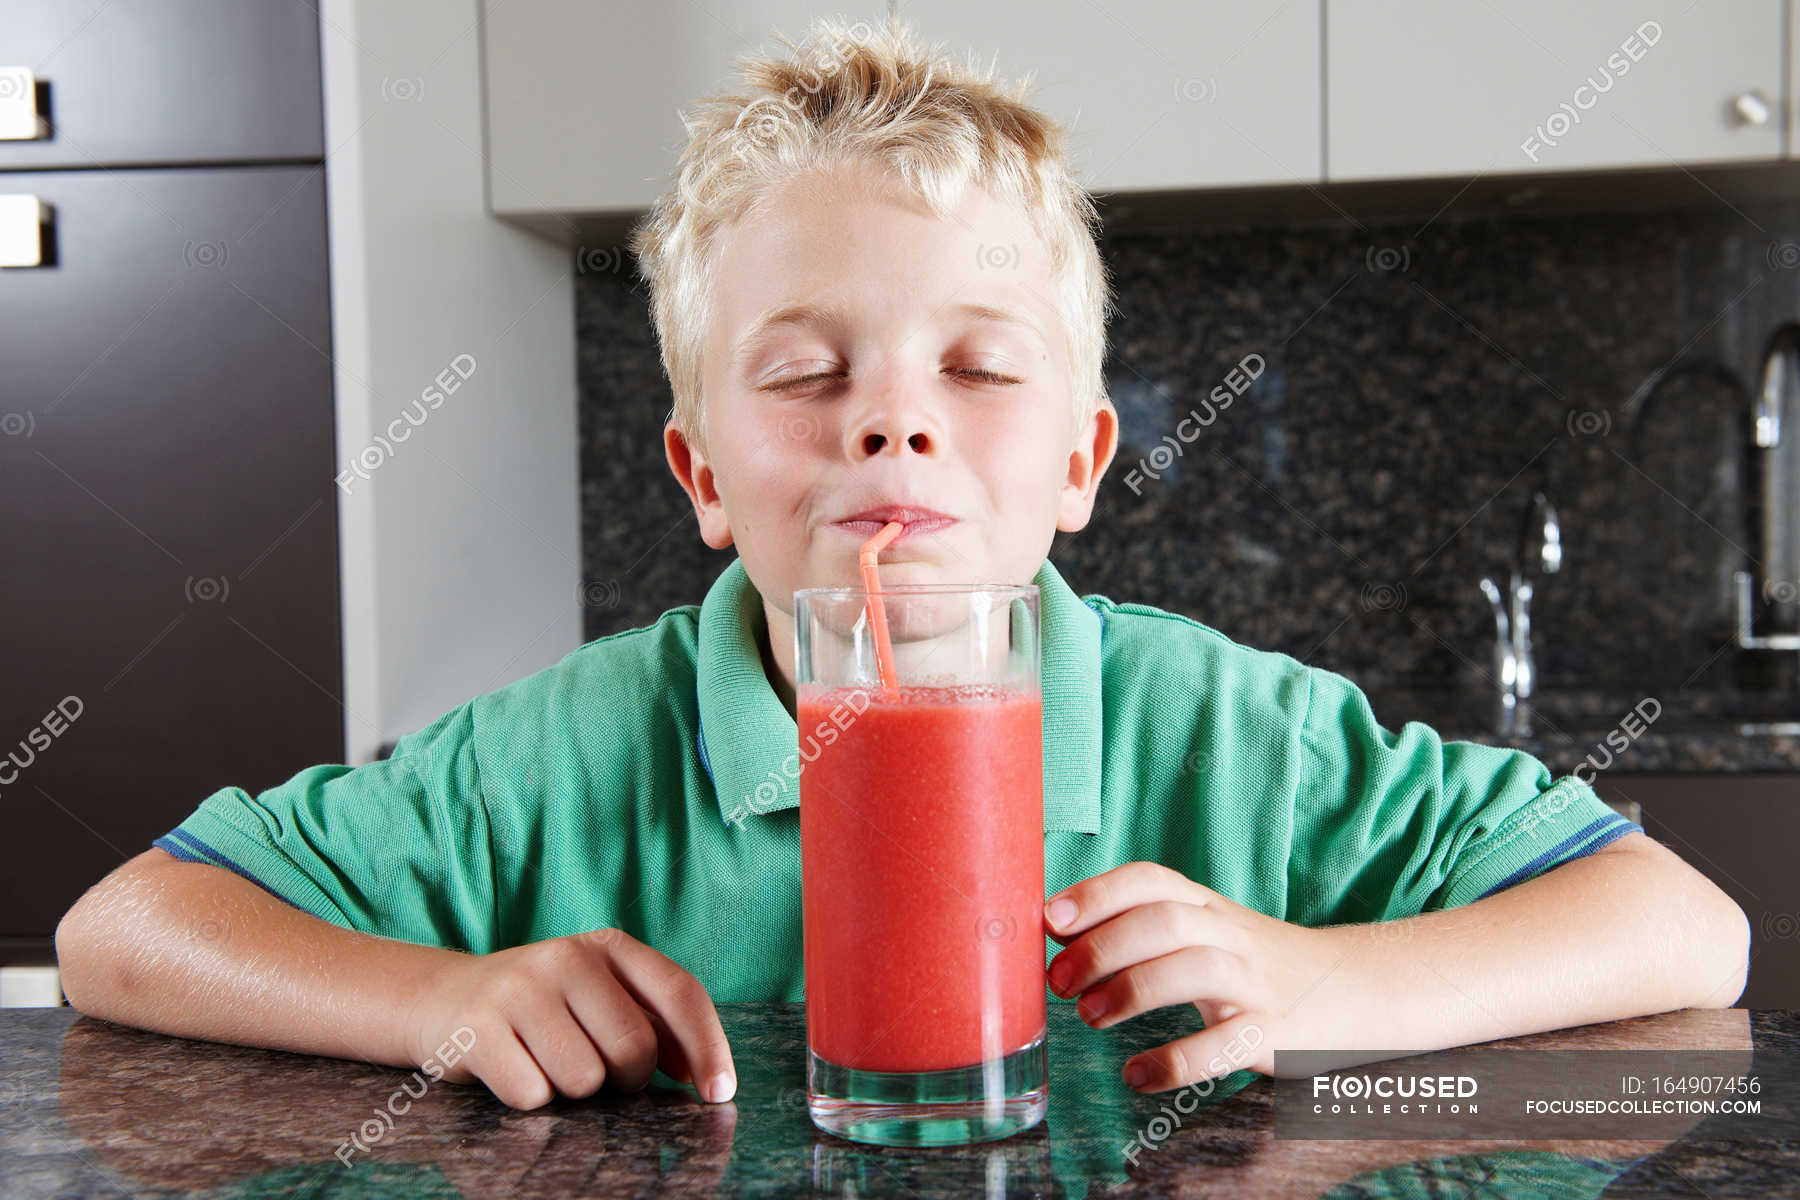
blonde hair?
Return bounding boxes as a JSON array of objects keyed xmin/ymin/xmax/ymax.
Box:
[{"xmin": 628, "ymin": 14, "xmax": 1113, "ymax": 456}]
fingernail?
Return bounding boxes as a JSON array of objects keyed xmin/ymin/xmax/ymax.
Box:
[
  {"xmin": 1047, "ymin": 958, "xmax": 1070, "ymax": 995},
  {"xmin": 1046, "ymin": 897, "xmax": 1077, "ymax": 929},
  {"xmin": 1124, "ymin": 1061, "xmax": 1148, "ymax": 1088},
  {"xmin": 1080, "ymin": 992, "xmax": 1108, "ymax": 1023},
  {"xmin": 704, "ymin": 1072, "xmax": 735, "ymax": 1103}
]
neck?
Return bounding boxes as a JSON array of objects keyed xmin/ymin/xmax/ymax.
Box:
[{"xmin": 758, "ymin": 599, "xmax": 798, "ymax": 719}]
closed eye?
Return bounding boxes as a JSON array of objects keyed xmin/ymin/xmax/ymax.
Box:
[
  {"xmin": 949, "ymin": 366, "xmax": 1024, "ymax": 385},
  {"xmin": 759, "ymin": 366, "xmax": 1024, "ymax": 391},
  {"xmin": 757, "ymin": 371, "xmax": 843, "ymax": 392}
]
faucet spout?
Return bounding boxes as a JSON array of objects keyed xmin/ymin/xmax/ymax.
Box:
[
  {"xmin": 1481, "ymin": 491, "xmax": 1562, "ymax": 734},
  {"xmin": 1513, "ymin": 492, "xmax": 1561, "ymax": 703},
  {"xmin": 1754, "ymin": 322, "xmax": 1800, "ymax": 449},
  {"xmin": 1518, "ymin": 490, "xmax": 1562, "ymax": 580},
  {"xmin": 1747, "ymin": 322, "xmax": 1800, "ymax": 647}
]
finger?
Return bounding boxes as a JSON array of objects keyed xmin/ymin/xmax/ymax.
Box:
[
  {"xmin": 1048, "ymin": 900, "xmax": 1237, "ymax": 998},
  {"xmin": 510, "ymin": 995, "xmax": 609, "ymax": 1100},
  {"xmin": 555, "ymin": 929, "xmax": 685, "ymax": 1086},
  {"xmin": 562, "ymin": 966, "xmax": 663, "ymax": 1093},
  {"xmin": 647, "ymin": 1009, "xmax": 693, "ymax": 1084},
  {"xmin": 606, "ymin": 938, "xmax": 737, "ymax": 1103},
  {"xmin": 477, "ymin": 1023, "xmax": 559, "ymax": 1110},
  {"xmin": 1044, "ymin": 861, "xmax": 1218, "ymax": 944},
  {"xmin": 1122, "ymin": 1011, "xmax": 1269, "ymax": 1094},
  {"xmin": 1076, "ymin": 944, "xmax": 1243, "ymax": 1031}
]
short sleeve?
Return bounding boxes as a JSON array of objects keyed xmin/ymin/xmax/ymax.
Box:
[
  {"xmin": 151, "ymin": 701, "xmax": 499, "ymax": 953},
  {"xmin": 1286, "ymin": 667, "xmax": 1644, "ymax": 927}
]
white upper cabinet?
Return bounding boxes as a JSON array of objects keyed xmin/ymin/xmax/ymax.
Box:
[
  {"xmin": 482, "ymin": 2, "xmax": 885, "ymax": 216},
  {"xmin": 1327, "ymin": 1, "xmax": 1785, "ymax": 181},
  {"xmin": 899, "ymin": 0, "xmax": 1322, "ymax": 190},
  {"xmin": 480, "ymin": 2, "xmax": 1791, "ymax": 218}
]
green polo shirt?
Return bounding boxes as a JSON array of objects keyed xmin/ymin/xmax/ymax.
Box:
[{"xmin": 151, "ymin": 555, "xmax": 1639, "ymax": 1002}]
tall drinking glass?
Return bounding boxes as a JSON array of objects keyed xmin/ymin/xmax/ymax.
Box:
[{"xmin": 795, "ymin": 582, "xmax": 1046, "ymax": 1147}]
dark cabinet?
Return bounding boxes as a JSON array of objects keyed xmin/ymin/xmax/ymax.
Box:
[
  {"xmin": 1, "ymin": 3, "xmax": 338, "ymax": 967},
  {"xmin": 1591, "ymin": 773, "xmax": 1800, "ymax": 1008},
  {"xmin": 0, "ymin": 165, "xmax": 343, "ymax": 962},
  {"xmin": 0, "ymin": 0, "xmax": 323, "ymax": 169}
]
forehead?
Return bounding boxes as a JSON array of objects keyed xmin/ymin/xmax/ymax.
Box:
[{"xmin": 706, "ymin": 162, "xmax": 1059, "ymax": 351}]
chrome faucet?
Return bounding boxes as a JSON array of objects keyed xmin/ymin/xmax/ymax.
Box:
[
  {"xmin": 1734, "ymin": 322, "xmax": 1800, "ymax": 653},
  {"xmin": 1480, "ymin": 491, "xmax": 1562, "ymax": 735}
]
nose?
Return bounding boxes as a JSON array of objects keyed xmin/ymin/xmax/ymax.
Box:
[{"xmin": 845, "ymin": 371, "xmax": 941, "ymax": 460}]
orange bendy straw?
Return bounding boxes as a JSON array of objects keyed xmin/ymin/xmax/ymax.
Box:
[{"xmin": 859, "ymin": 522, "xmax": 903, "ymax": 696}]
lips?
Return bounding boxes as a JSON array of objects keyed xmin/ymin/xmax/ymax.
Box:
[{"xmin": 830, "ymin": 504, "xmax": 958, "ymax": 541}]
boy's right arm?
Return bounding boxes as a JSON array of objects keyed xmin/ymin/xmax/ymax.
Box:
[{"xmin": 55, "ymin": 848, "xmax": 737, "ymax": 1108}]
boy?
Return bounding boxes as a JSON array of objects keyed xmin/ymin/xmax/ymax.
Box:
[{"xmin": 56, "ymin": 17, "xmax": 1748, "ymax": 1115}]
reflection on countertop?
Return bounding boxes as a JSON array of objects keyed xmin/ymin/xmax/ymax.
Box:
[{"xmin": 4, "ymin": 1002, "xmax": 1794, "ymax": 1197}]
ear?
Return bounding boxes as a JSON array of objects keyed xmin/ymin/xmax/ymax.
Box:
[
  {"xmin": 1056, "ymin": 399, "xmax": 1120, "ymax": 533},
  {"xmin": 665, "ymin": 419, "xmax": 735, "ymax": 550}
]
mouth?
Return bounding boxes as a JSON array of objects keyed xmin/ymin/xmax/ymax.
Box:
[{"xmin": 829, "ymin": 505, "xmax": 959, "ymax": 542}]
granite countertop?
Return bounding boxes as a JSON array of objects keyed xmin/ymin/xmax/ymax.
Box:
[
  {"xmin": 1366, "ymin": 688, "xmax": 1800, "ymax": 774},
  {"xmin": 5, "ymin": 1002, "xmax": 1798, "ymax": 1197}
]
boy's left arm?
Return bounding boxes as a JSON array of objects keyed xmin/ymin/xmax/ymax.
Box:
[{"xmin": 1043, "ymin": 834, "xmax": 1751, "ymax": 1094}]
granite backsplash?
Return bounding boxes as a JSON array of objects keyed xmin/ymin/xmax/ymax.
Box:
[{"xmin": 575, "ymin": 195, "xmax": 1800, "ymax": 732}]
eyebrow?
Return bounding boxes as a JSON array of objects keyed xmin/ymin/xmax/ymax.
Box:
[
  {"xmin": 949, "ymin": 302, "xmax": 1049, "ymax": 345},
  {"xmin": 731, "ymin": 301, "xmax": 850, "ymax": 364},
  {"xmin": 730, "ymin": 298, "xmax": 1049, "ymax": 366}
]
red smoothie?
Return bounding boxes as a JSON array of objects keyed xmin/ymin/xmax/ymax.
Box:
[{"xmin": 800, "ymin": 682, "xmax": 1045, "ymax": 1073}]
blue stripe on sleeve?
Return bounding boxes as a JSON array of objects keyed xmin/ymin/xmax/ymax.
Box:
[
  {"xmin": 161, "ymin": 828, "xmax": 219, "ymax": 864},
  {"xmin": 1575, "ymin": 816, "xmax": 1645, "ymax": 857},
  {"xmin": 152, "ymin": 828, "xmax": 279, "ymax": 896},
  {"xmin": 151, "ymin": 833, "xmax": 207, "ymax": 863},
  {"xmin": 1473, "ymin": 812, "xmax": 1645, "ymax": 901}
]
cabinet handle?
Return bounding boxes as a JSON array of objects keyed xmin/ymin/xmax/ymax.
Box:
[
  {"xmin": 1732, "ymin": 88, "xmax": 1772, "ymax": 127},
  {"xmin": 0, "ymin": 67, "xmax": 47, "ymax": 140},
  {"xmin": 0, "ymin": 195, "xmax": 52, "ymax": 268}
]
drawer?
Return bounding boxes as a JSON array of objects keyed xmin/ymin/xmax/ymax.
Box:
[
  {"xmin": 0, "ymin": 0, "xmax": 322, "ymax": 169},
  {"xmin": 0, "ymin": 165, "xmax": 342, "ymax": 952}
]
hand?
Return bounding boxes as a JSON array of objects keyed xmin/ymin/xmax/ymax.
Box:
[
  {"xmin": 1044, "ymin": 861, "xmax": 1356, "ymax": 1094},
  {"xmin": 400, "ymin": 928, "xmax": 737, "ymax": 1110}
]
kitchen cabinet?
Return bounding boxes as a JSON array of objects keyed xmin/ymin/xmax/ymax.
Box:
[
  {"xmin": 899, "ymin": 0, "xmax": 1321, "ymax": 190},
  {"xmin": 1590, "ymin": 774, "xmax": 1800, "ymax": 1009},
  {"xmin": 0, "ymin": 166, "xmax": 343, "ymax": 966},
  {"xmin": 483, "ymin": 1, "xmax": 886, "ymax": 217},
  {"xmin": 482, "ymin": 0, "xmax": 1317, "ymax": 215},
  {"xmin": 1, "ymin": 1, "xmax": 339, "ymax": 968},
  {"xmin": 1791, "ymin": 0, "xmax": 1800, "ymax": 158},
  {"xmin": 1327, "ymin": 1, "xmax": 1784, "ymax": 181},
  {"xmin": 0, "ymin": 0, "xmax": 323, "ymax": 169},
  {"xmin": 481, "ymin": 1, "xmax": 1789, "ymax": 215}
]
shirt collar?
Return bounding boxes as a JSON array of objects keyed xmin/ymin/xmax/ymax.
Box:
[{"xmin": 695, "ymin": 556, "xmax": 1104, "ymax": 834}]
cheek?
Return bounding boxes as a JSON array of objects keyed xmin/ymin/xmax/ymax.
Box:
[
  {"xmin": 721, "ymin": 422, "xmax": 791, "ymax": 485},
  {"xmin": 721, "ymin": 439, "xmax": 814, "ymax": 528},
  {"xmin": 977, "ymin": 424, "xmax": 1065, "ymax": 501}
]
